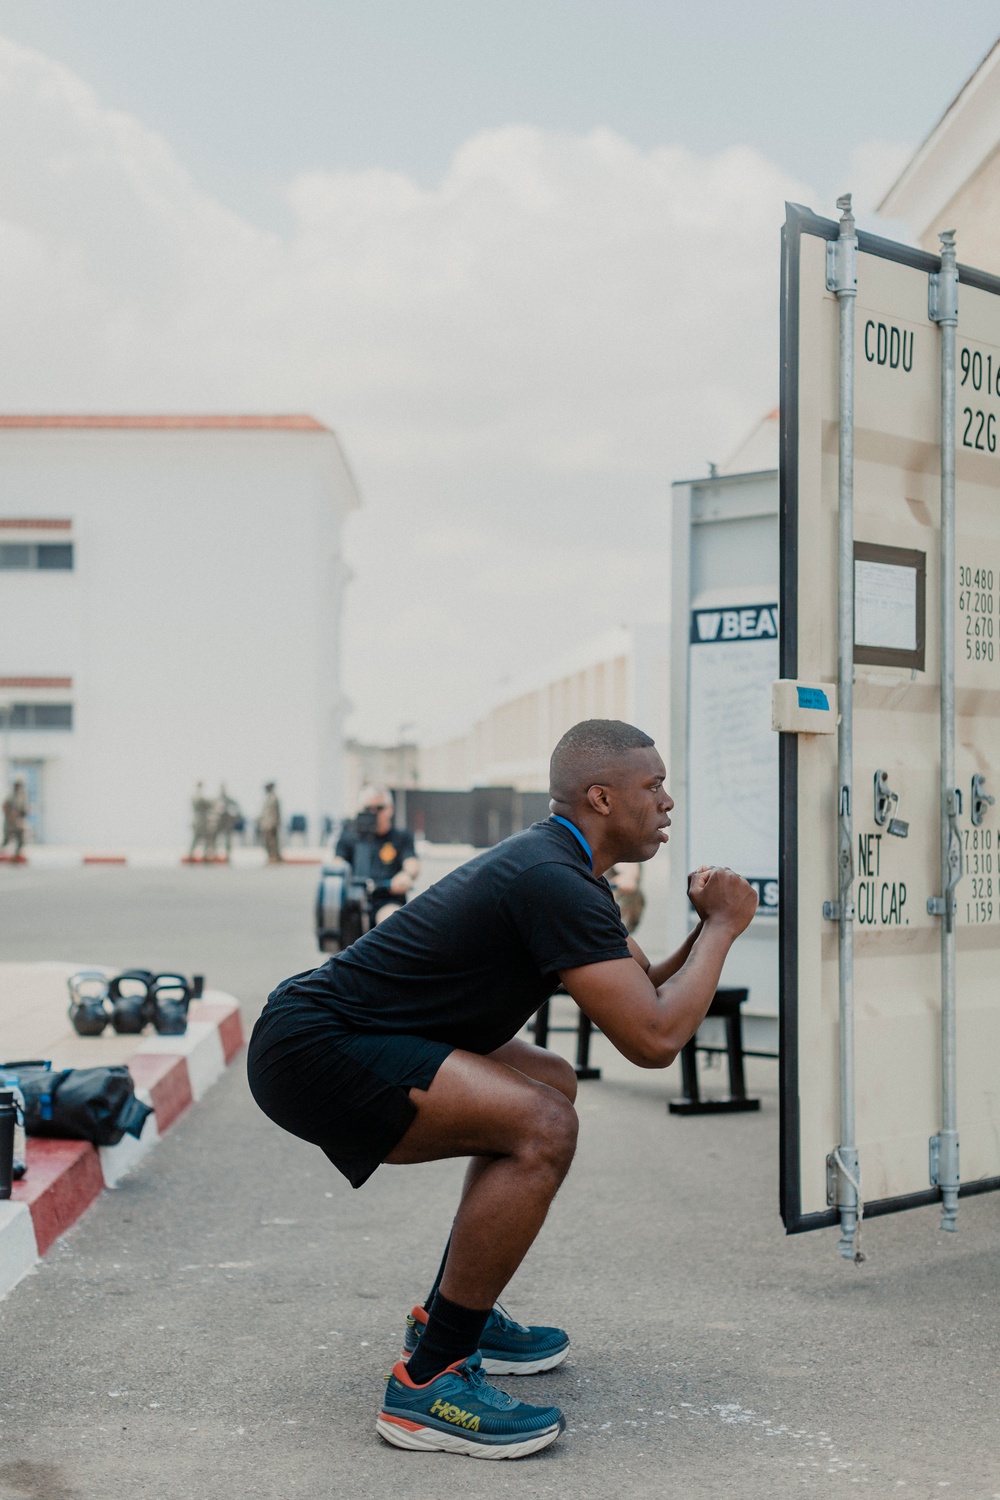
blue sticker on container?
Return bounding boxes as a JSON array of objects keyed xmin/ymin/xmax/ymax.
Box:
[{"xmin": 797, "ymin": 686, "xmax": 830, "ymax": 712}]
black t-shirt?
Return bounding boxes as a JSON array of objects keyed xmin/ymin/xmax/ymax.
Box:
[
  {"xmin": 276, "ymin": 818, "xmax": 632, "ymax": 1054},
  {"xmin": 335, "ymin": 823, "xmax": 416, "ymax": 887}
]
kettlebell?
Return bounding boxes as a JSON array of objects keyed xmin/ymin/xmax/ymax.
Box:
[
  {"xmin": 109, "ymin": 970, "xmax": 157, "ymax": 1035},
  {"xmin": 67, "ymin": 971, "xmax": 112, "ymax": 1037},
  {"xmin": 150, "ymin": 973, "xmax": 202, "ymax": 1036}
]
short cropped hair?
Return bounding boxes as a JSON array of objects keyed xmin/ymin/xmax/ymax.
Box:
[
  {"xmin": 357, "ymin": 784, "xmax": 394, "ymax": 814},
  {"xmin": 549, "ymin": 719, "xmax": 655, "ymax": 803}
]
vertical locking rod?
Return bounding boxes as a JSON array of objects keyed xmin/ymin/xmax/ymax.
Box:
[
  {"xmin": 929, "ymin": 230, "xmax": 961, "ymax": 1230},
  {"xmin": 828, "ymin": 195, "xmax": 860, "ymax": 1260}
]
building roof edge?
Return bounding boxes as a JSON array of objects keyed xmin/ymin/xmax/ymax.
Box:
[{"xmin": 879, "ymin": 37, "xmax": 1000, "ymax": 227}]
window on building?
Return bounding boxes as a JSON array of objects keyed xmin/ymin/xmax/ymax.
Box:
[
  {"xmin": 0, "ymin": 543, "xmax": 74, "ymax": 570},
  {"xmin": 36, "ymin": 544, "xmax": 74, "ymax": 569},
  {"xmin": 4, "ymin": 703, "xmax": 73, "ymax": 730}
]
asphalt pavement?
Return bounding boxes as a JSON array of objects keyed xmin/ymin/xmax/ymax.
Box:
[{"xmin": 1, "ymin": 859, "xmax": 998, "ymax": 1500}]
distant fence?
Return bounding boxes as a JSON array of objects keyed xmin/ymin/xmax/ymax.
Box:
[{"xmin": 393, "ymin": 787, "xmax": 551, "ymax": 847}]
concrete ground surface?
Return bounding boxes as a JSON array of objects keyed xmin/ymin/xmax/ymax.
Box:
[{"xmin": 0, "ymin": 859, "xmax": 998, "ymax": 1500}]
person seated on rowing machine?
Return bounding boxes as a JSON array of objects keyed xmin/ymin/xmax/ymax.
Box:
[{"xmin": 335, "ymin": 785, "xmax": 420, "ymax": 924}]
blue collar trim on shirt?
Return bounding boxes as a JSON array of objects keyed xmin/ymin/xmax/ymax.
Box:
[{"xmin": 550, "ymin": 815, "xmax": 593, "ymax": 869}]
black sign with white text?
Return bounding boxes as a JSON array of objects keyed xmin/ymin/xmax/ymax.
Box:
[{"xmin": 690, "ymin": 604, "xmax": 778, "ymax": 645}]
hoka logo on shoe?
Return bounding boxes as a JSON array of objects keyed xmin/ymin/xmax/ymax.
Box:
[{"xmin": 429, "ymin": 1398, "xmax": 481, "ymax": 1431}]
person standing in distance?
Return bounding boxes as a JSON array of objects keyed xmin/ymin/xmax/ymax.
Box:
[
  {"xmin": 259, "ymin": 782, "xmax": 282, "ymax": 864},
  {"xmin": 210, "ymin": 784, "xmax": 240, "ymax": 863},
  {"xmin": 1, "ymin": 778, "xmax": 28, "ymax": 861},
  {"xmin": 247, "ymin": 720, "xmax": 756, "ymax": 1460},
  {"xmin": 335, "ymin": 785, "xmax": 420, "ymax": 924},
  {"xmin": 187, "ymin": 781, "xmax": 211, "ymax": 863}
]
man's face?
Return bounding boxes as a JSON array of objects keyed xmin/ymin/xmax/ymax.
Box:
[
  {"xmin": 603, "ymin": 747, "xmax": 673, "ymax": 862},
  {"xmin": 363, "ymin": 798, "xmax": 394, "ymax": 836}
]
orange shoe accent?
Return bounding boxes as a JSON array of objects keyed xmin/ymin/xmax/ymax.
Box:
[
  {"xmin": 379, "ymin": 1414, "xmax": 424, "ymax": 1432},
  {"xmin": 391, "ymin": 1359, "xmax": 418, "ymax": 1387},
  {"xmin": 390, "ymin": 1356, "xmax": 469, "ymax": 1390}
]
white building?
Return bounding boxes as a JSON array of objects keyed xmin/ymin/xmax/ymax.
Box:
[
  {"xmin": 880, "ymin": 38, "xmax": 1000, "ymax": 274},
  {"xmin": 0, "ymin": 415, "xmax": 360, "ymax": 848},
  {"xmin": 419, "ymin": 624, "xmax": 671, "ymax": 791}
]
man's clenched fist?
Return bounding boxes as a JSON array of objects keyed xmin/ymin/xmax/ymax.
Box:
[{"xmin": 687, "ymin": 865, "xmax": 758, "ymax": 935}]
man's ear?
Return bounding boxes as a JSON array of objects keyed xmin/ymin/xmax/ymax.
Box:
[{"xmin": 586, "ymin": 784, "xmax": 613, "ymax": 817}]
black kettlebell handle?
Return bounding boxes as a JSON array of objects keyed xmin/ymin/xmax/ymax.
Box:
[
  {"xmin": 150, "ymin": 973, "xmax": 191, "ymax": 1003},
  {"xmin": 108, "ymin": 970, "xmax": 156, "ymax": 1002}
]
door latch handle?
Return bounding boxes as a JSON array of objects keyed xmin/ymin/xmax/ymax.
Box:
[
  {"xmin": 874, "ymin": 769, "xmax": 908, "ymax": 838},
  {"xmin": 971, "ymin": 774, "xmax": 995, "ymax": 828}
]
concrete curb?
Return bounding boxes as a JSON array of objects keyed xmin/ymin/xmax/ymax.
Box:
[
  {"xmin": 0, "ymin": 995, "xmax": 244, "ymax": 1299},
  {"xmin": 1, "ymin": 847, "xmax": 325, "ymax": 869}
]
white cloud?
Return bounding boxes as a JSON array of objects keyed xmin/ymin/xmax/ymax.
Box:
[
  {"xmin": 0, "ymin": 34, "xmax": 817, "ymax": 741},
  {"xmin": 840, "ymin": 138, "xmax": 917, "ymax": 235}
]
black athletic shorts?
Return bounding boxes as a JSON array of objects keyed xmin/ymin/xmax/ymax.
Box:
[{"xmin": 246, "ymin": 991, "xmax": 452, "ymax": 1189}]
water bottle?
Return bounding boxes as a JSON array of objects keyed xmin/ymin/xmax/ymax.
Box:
[
  {"xmin": 5, "ymin": 1076, "xmax": 27, "ymax": 1180},
  {"xmin": 0, "ymin": 1088, "xmax": 16, "ymax": 1199}
]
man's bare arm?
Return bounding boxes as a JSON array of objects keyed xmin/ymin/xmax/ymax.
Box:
[
  {"xmin": 626, "ymin": 935, "xmax": 650, "ymax": 972},
  {"xmin": 627, "ymin": 924, "xmax": 702, "ymax": 986},
  {"xmin": 647, "ymin": 922, "xmax": 704, "ymax": 988},
  {"xmin": 562, "ymin": 869, "xmax": 756, "ymax": 1068}
]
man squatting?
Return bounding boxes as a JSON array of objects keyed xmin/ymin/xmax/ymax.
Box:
[{"xmin": 247, "ymin": 719, "xmax": 757, "ymax": 1459}]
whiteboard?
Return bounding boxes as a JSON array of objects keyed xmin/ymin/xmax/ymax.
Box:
[{"xmin": 688, "ymin": 598, "xmax": 779, "ymax": 916}]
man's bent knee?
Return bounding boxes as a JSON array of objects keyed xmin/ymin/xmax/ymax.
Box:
[
  {"xmin": 519, "ymin": 1093, "xmax": 578, "ymax": 1176},
  {"xmin": 546, "ymin": 1052, "xmax": 578, "ymax": 1105},
  {"xmin": 489, "ymin": 1037, "xmax": 579, "ymax": 1104}
]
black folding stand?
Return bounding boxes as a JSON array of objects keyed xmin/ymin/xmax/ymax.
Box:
[{"xmin": 668, "ymin": 987, "xmax": 760, "ymax": 1114}]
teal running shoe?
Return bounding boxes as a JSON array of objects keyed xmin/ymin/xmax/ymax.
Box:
[
  {"xmin": 402, "ymin": 1302, "xmax": 570, "ymax": 1375},
  {"xmin": 377, "ymin": 1351, "xmax": 564, "ymax": 1458}
]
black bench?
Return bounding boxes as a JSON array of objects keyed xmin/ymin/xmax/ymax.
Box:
[
  {"xmin": 668, "ymin": 987, "xmax": 760, "ymax": 1115},
  {"xmin": 531, "ymin": 985, "xmax": 764, "ymax": 1103}
]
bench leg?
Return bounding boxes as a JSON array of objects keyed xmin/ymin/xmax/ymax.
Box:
[
  {"xmin": 670, "ymin": 1013, "xmax": 761, "ymax": 1115},
  {"xmin": 725, "ymin": 1012, "xmax": 748, "ymax": 1101},
  {"xmin": 682, "ymin": 1039, "xmax": 700, "ymax": 1102},
  {"xmin": 574, "ymin": 1011, "xmax": 601, "ymax": 1080}
]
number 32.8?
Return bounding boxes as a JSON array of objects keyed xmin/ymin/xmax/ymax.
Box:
[{"xmin": 963, "ymin": 408, "xmax": 997, "ymax": 452}]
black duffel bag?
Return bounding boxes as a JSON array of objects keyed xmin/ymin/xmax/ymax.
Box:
[{"xmin": 0, "ymin": 1062, "xmax": 153, "ymax": 1147}]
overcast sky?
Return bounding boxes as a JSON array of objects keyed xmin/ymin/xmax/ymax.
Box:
[{"xmin": 0, "ymin": 3, "xmax": 996, "ymax": 741}]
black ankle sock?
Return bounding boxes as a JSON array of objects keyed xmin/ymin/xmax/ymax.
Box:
[
  {"xmin": 423, "ymin": 1231, "xmax": 452, "ymax": 1311},
  {"xmin": 405, "ymin": 1291, "xmax": 490, "ymax": 1384}
]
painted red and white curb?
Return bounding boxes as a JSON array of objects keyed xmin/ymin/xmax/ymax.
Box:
[
  {"xmin": 0, "ymin": 995, "xmax": 244, "ymax": 1300},
  {"xmin": 0, "ymin": 848, "xmax": 324, "ymax": 869}
]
